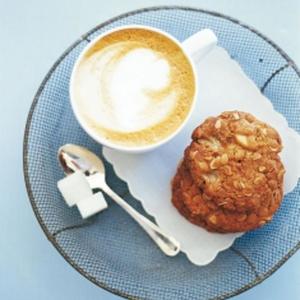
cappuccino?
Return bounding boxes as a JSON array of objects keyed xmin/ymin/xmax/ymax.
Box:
[{"xmin": 72, "ymin": 28, "xmax": 196, "ymax": 147}]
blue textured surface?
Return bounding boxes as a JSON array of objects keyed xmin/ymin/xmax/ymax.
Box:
[
  {"xmin": 24, "ymin": 6, "xmax": 300, "ymax": 300},
  {"xmin": 1, "ymin": 1, "xmax": 300, "ymax": 300}
]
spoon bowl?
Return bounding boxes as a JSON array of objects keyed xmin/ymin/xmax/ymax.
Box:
[{"xmin": 58, "ymin": 144, "xmax": 105, "ymax": 176}]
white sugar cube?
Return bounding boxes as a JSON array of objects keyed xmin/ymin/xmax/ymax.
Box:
[
  {"xmin": 76, "ymin": 192, "xmax": 108, "ymax": 219},
  {"xmin": 57, "ymin": 171, "xmax": 92, "ymax": 207}
]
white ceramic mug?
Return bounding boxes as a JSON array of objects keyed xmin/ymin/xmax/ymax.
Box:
[{"xmin": 70, "ymin": 25, "xmax": 217, "ymax": 153}]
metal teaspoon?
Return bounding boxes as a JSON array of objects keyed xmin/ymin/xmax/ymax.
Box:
[{"xmin": 58, "ymin": 144, "xmax": 180, "ymax": 256}]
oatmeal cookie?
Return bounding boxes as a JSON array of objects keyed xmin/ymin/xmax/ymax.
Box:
[
  {"xmin": 172, "ymin": 111, "xmax": 285, "ymax": 233},
  {"xmin": 172, "ymin": 161, "xmax": 283, "ymax": 233}
]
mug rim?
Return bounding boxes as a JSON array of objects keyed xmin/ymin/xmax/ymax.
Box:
[{"xmin": 69, "ymin": 24, "xmax": 198, "ymax": 153}]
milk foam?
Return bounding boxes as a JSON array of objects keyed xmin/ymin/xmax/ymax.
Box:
[
  {"xmin": 76, "ymin": 43, "xmax": 176, "ymax": 132},
  {"xmin": 73, "ymin": 28, "xmax": 195, "ymax": 147}
]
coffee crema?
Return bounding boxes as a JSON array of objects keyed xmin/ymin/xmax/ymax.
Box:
[{"xmin": 73, "ymin": 28, "xmax": 196, "ymax": 147}]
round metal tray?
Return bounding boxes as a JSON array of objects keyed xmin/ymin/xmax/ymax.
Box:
[{"xmin": 24, "ymin": 6, "xmax": 300, "ymax": 300}]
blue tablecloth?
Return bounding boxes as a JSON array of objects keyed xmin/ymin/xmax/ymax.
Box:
[{"xmin": 1, "ymin": 0, "xmax": 299, "ymax": 299}]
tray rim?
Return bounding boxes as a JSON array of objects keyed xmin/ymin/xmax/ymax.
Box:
[{"xmin": 23, "ymin": 5, "xmax": 300, "ymax": 300}]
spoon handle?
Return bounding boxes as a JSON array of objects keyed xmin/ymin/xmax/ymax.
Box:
[{"xmin": 101, "ymin": 184, "xmax": 180, "ymax": 256}]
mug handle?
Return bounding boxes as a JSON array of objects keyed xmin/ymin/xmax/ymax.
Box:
[{"xmin": 182, "ymin": 29, "xmax": 217, "ymax": 62}]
